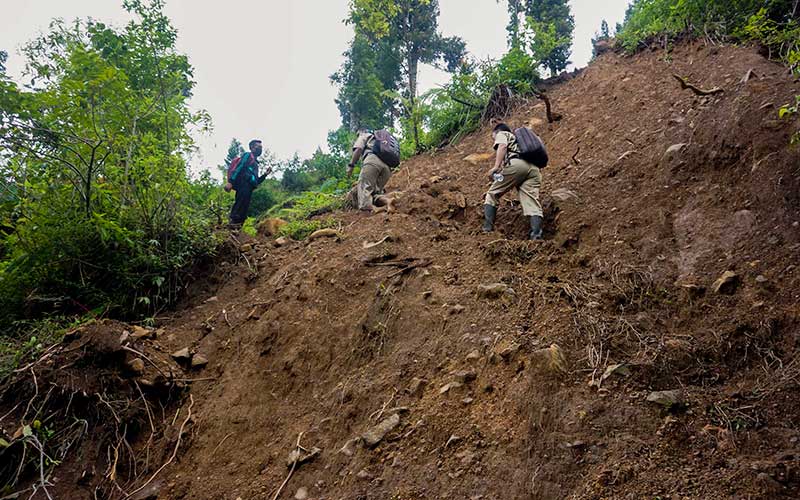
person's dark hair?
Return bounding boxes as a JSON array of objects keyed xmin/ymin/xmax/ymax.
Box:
[
  {"xmin": 249, "ymin": 139, "xmax": 262, "ymax": 149},
  {"xmin": 492, "ymin": 123, "xmax": 512, "ymax": 133}
]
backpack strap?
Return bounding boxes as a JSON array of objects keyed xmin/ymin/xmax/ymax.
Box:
[{"xmin": 230, "ymin": 152, "xmax": 252, "ymax": 182}]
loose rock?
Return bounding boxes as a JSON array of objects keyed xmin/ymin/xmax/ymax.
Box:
[
  {"xmin": 530, "ymin": 344, "xmax": 568, "ymax": 375},
  {"xmin": 362, "ymin": 413, "xmax": 400, "ymax": 448},
  {"xmin": 171, "ymin": 347, "xmax": 191, "ymax": 362},
  {"xmin": 126, "ymin": 358, "xmax": 145, "ymax": 376},
  {"xmin": 646, "ymin": 389, "xmax": 684, "ymax": 408},
  {"xmin": 466, "ymin": 350, "xmax": 481, "ymax": 362},
  {"xmin": 274, "ymin": 236, "xmax": 291, "ymax": 247},
  {"xmin": 439, "ymin": 381, "xmax": 464, "ymax": 395},
  {"xmin": 294, "ymin": 487, "xmax": 309, "ymax": 500},
  {"xmin": 308, "ymin": 228, "xmax": 340, "ymax": 241},
  {"xmin": 408, "ymin": 377, "xmax": 428, "ymax": 397},
  {"xmin": 453, "ymin": 370, "xmax": 478, "ymax": 383},
  {"xmin": 191, "ymin": 354, "xmax": 209, "ymax": 368},
  {"xmin": 477, "ymin": 283, "xmax": 512, "ymax": 300},
  {"xmin": 712, "ymin": 271, "xmax": 740, "ymax": 295}
]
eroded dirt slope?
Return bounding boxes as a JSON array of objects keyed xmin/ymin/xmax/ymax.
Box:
[{"xmin": 3, "ymin": 41, "xmax": 800, "ymax": 500}]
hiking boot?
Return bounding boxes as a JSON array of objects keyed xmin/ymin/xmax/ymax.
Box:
[
  {"xmin": 529, "ymin": 215, "xmax": 543, "ymax": 240},
  {"xmin": 482, "ymin": 205, "xmax": 497, "ymax": 232}
]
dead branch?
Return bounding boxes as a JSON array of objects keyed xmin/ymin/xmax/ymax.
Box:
[
  {"xmin": 533, "ymin": 91, "xmax": 562, "ymax": 123},
  {"xmin": 672, "ymin": 74, "xmax": 724, "ymax": 96},
  {"xmin": 572, "ymin": 146, "xmax": 581, "ymax": 165},
  {"xmin": 451, "ymin": 95, "xmax": 483, "ymax": 109},
  {"xmin": 271, "ymin": 432, "xmax": 304, "ymax": 500}
]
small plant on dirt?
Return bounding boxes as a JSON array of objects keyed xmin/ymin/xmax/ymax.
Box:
[
  {"xmin": 0, "ymin": 316, "xmax": 83, "ymax": 378},
  {"xmin": 278, "ymin": 218, "xmax": 338, "ymax": 241}
]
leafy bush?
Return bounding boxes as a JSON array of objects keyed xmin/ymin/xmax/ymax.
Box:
[
  {"xmin": 278, "ymin": 218, "xmax": 338, "ymax": 240},
  {"xmin": 0, "ymin": 2, "xmax": 220, "ymax": 323}
]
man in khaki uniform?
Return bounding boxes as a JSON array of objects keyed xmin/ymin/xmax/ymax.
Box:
[
  {"xmin": 347, "ymin": 128, "xmax": 393, "ymax": 212},
  {"xmin": 483, "ymin": 122, "xmax": 544, "ymax": 240}
]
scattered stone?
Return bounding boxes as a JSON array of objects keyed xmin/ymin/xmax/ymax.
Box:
[
  {"xmin": 445, "ymin": 434, "xmax": 461, "ymax": 448},
  {"xmin": 171, "ymin": 347, "xmax": 191, "ymax": 362},
  {"xmin": 286, "ymin": 446, "xmax": 321, "ymax": 468},
  {"xmin": 530, "ymin": 344, "xmax": 568, "ymax": 375},
  {"xmin": 274, "ymin": 236, "xmax": 290, "ymax": 247},
  {"xmin": 119, "ymin": 331, "xmax": 130, "ymax": 344},
  {"xmin": 681, "ymin": 283, "xmax": 706, "ymax": 299},
  {"xmin": 408, "ymin": 377, "xmax": 428, "ymax": 397},
  {"xmin": 356, "ymin": 469, "xmax": 371, "ymax": 480},
  {"xmin": 466, "ymin": 350, "xmax": 481, "ymax": 362},
  {"xmin": 203, "ymin": 296, "xmax": 219, "ymax": 304},
  {"xmin": 191, "ymin": 354, "xmax": 209, "ymax": 369},
  {"xmin": 598, "ymin": 363, "xmax": 630, "ymax": 385},
  {"xmin": 664, "ymin": 143, "xmax": 688, "ymax": 158},
  {"xmin": 240, "ymin": 244, "xmax": 253, "ymax": 253},
  {"xmin": 462, "ymin": 397, "xmax": 474, "ymax": 405},
  {"xmin": 428, "ymin": 175, "xmax": 445, "ymax": 184},
  {"xmin": 453, "ymin": 370, "xmax": 478, "ymax": 383},
  {"xmin": 550, "ymin": 188, "xmax": 580, "ymax": 202},
  {"xmin": 338, "ymin": 438, "xmax": 360, "ymax": 457},
  {"xmin": 131, "ymin": 326, "xmax": 152, "ymax": 340},
  {"xmin": 477, "ymin": 283, "xmax": 511, "ymax": 300},
  {"xmin": 449, "ymin": 304, "xmax": 466, "ymax": 315},
  {"xmin": 646, "ymin": 389, "xmax": 684, "ymax": 408},
  {"xmin": 363, "ymin": 235, "xmax": 394, "ymax": 249},
  {"xmin": 755, "ymin": 275, "xmax": 769, "ymax": 285},
  {"xmin": 463, "ymin": 152, "xmax": 493, "ymax": 165},
  {"xmin": 308, "ymin": 228, "xmax": 340, "ymax": 241},
  {"xmin": 497, "ymin": 343, "xmax": 521, "ymax": 361},
  {"xmin": 126, "ymin": 358, "xmax": 145, "ymax": 376},
  {"xmin": 362, "ymin": 413, "xmax": 400, "ymax": 448},
  {"xmin": 712, "ymin": 271, "xmax": 740, "ymax": 295},
  {"xmin": 439, "ymin": 381, "xmax": 464, "ymax": 395},
  {"xmin": 294, "ymin": 487, "xmax": 309, "ymax": 500}
]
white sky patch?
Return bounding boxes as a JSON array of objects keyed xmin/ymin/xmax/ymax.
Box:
[{"xmin": 0, "ymin": 0, "xmax": 631, "ymax": 177}]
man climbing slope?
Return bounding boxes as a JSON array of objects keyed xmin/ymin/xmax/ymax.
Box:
[
  {"xmin": 227, "ymin": 139, "xmax": 272, "ymax": 226},
  {"xmin": 482, "ymin": 122, "xmax": 546, "ymax": 240},
  {"xmin": 347, "ymin": 128, "xmax": 400, "ymax": 213}
]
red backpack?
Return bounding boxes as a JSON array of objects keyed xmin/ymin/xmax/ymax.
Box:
[{"xmin": 227, "ymin": 152, "xmax": 253, "ymax": 182}]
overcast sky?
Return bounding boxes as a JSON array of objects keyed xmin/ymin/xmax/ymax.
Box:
[{"xmin": 0, "ymin": 0, "xmax": 630, "ymax": 177}]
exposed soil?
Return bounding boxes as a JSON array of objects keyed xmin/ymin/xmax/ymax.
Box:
[{"xmin": 2, "ymin": 41, "xmax": 800, "ymax": 499}]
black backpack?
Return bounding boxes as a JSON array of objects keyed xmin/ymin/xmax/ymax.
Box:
[
  {"xmin": 371, "ymin": 130, "xmax": 401, "ymax": 168},
  {"xmin": 514, "ymin": 127, "xmax": 548, "ymax": 168}
]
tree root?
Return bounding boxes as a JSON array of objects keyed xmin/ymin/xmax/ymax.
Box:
[{"xmin": 673, "ymin": 74, "xmax": 724, "ymax": 96}]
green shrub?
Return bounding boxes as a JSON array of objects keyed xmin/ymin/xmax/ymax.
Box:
[{"xmin": 278, "ymin": 218, "xmax": 338, "ymax": 240}]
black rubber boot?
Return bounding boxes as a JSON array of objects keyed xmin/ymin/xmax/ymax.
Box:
[
  {"xmin": 529, "ymin": 215, "xmax": 544, "ymax": 240},
  {"xmin": 482, "ymin": 205, "xmax": 497, "ymax": 232}
]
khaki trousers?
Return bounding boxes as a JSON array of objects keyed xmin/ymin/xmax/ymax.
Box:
[
  {"xmin": 484, "ymin": 158, "xmax": 542, "ymax": 217},
  {"xmin": 357, "ymin": 154, "xmax": 392, "ymax": 210}
]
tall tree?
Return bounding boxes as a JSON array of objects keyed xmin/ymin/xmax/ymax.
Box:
[
  {"xmin": 347, "ymin": 0, "xmax": 466, "ymax": 152},
  {"xmin": 503, "ymin": 0, "xmax": 575, "ymax": 76}
]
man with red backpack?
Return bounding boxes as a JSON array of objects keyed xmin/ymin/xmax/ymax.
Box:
[
  {"xmin": 226, "ymin": 139, "xmax": 271, "ymax": 226},
  {"xmin": 347, "ymin": 128, "xmax": 400, "ymax": 212}
]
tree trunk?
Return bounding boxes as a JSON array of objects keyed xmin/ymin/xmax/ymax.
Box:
[{"xmin": 408, "ymin": 54, "xmax": 420, "ymax": 153}]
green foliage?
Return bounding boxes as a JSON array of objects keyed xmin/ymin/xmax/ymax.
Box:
[
  {"xmin": 615, "ymin": 0, "xmax": 794, "ymax": 53},
  {"xmin": 0, "ymin": 1, "xmax": 219, "ymax": 322},
  {"xmin": 0, "ymin": 316, "xmax": 84, "ymax": 377},
  {"xmin": 267, "ymin": 191, "xmax": 343, "ymax": 221},
  {"xmin": 504, "ymin": 0, "xmax": 575, "ymax": 76},
  {"xmin": 278, "ymin": 218, "xmax": 338, "ymax": 240},
  {"xmin": 341, "ymin": 0, "xmax": 467, "ymax": 152}
]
